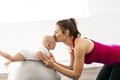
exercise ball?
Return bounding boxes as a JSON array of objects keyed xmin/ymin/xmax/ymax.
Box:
[{"xmin": 7, "ymin": 60, "xmax": 61, "ymax": 80}]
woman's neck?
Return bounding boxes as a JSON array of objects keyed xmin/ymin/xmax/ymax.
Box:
[{"xmin": 63, "ymin": 37, "xmax": 74, "ymax": 47}]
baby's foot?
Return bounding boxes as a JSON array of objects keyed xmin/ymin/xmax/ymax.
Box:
[{"xmin": 4, "ymin": 61, "xmax": 11, "ymax": 68}]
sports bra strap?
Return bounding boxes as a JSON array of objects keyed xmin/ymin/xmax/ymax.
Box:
[{"xmin": 72, "ymin": 37, "xmax": 76, "ymax": 48}]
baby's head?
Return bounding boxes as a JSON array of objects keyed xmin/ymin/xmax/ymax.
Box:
[{"xmin": 42, "ymin": 35, "xmax": 56, "ymax": 50}]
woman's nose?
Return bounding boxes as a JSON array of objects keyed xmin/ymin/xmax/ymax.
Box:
[{"xmin": 53, "ymin": 35, "xmax": 57, "ymax": 42}]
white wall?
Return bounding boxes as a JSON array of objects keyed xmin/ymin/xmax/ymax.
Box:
[
  {"xmin": 88, "ymin": 0, "xmax": 120, "ymax": 16},
  {"xmin": 0, "ymin": 0, "xmax": 88, "ymax": 23},
  {"xmin": 79, "ymin": 16, "xmax": 120, "ymax": 44}
]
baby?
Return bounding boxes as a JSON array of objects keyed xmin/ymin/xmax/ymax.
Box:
[{"xmin": 0, "ymin": 35, "xmax": 56, "ymax": 65}]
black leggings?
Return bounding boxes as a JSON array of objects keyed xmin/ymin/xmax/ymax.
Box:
[{"xmin": 96, "ymin": 62, "xmax": 120, "ymax": 80}]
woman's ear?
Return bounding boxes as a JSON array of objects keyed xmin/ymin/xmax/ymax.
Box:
[{"xmin": 64, "ymin": 29, "xmax": 69, "ymax": 36}]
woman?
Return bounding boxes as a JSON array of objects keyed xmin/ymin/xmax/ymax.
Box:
[{"xmin": 41, "ymin": 18, "xmax": 120, "ymax": 80}]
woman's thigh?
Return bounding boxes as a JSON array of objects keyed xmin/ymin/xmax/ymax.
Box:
[{"xmin": 96, "ymin": 64, "xmax": 113, "ymax": 80}]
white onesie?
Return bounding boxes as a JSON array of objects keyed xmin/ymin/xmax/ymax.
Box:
[{"xmin": 19, "ymin": 46, "xmax": 49, "ymax": 60}]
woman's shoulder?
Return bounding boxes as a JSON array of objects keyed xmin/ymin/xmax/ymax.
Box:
[
  {"xmin": 75, "ymin": 37, "xmax": 93, "ymax": 44},
  {"xmin": 75, "ymin": 37, "xmax": 94, "ymax": 53}
]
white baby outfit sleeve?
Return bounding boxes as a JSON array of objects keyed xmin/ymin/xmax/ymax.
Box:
[{"xmin": 39, "ymin": 46, "xmax": 49, "ymax": 55}]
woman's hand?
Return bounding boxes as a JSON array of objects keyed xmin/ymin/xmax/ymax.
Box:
[
  {"xmin": 48, "ymin": 53, "xmax": 56, "ymax": 63},
  {"xmin": 42, "ymin": 54, "xmax": 55, "ymax": 68}
]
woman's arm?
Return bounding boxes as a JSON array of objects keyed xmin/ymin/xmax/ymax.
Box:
[
  {"xmin": 42, "ymin": 47, "xmax": 85, "ymax": 79},
  {"xmin": 53, "ymin": 48, "xmax": 85, "ymax": 79},
  {"xmin": 42, "ymin": 39, "xmax": 88, "ymax": 79},
  {"xmin": 0, "ymin": 51, "xmax": 24, "ymax": 61},
  {"xmin": 50, "ymin": 48, "xmax": 74, "ymax": 70},
  {"xmin": 36, "ymin": 51, "xmax": 74, "ymax": 70}
]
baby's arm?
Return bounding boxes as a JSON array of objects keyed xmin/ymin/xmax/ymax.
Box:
[
  {"xmin": 0, "ymin": 51, "xmax": 24, "ymax": 62},
  {"xmin": 35, "ymin": 51, "xmax": 44, "ymax": 60}
]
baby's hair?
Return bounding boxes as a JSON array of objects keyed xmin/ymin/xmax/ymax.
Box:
[{"xmin": 42, "ymin": 35, "xmax": 55, "ymax": 47}]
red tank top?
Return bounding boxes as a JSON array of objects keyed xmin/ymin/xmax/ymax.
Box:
[
  {"xmin": 71, "ymin": 37, "xmax": 76, "ymax": 52},
  {"xmin": 85, "ymin": 40, "xmax": 120, "ymax": 65},
  {"xmin": 72, "ymin": 38, "xmax": 120, "ymax": 65}
]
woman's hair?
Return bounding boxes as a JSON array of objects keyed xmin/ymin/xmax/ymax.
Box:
[{"xmin": 56, "ymin": 18, "xmax": 81, "ymax": 38}]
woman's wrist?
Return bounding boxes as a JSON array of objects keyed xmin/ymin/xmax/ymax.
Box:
[{"xmin": 52, "ymin": 62, "xmax": 57, "ymax": 70}]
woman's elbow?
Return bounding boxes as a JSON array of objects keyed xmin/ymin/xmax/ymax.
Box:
[
  {"xmin": 69, "ymin": 65, "xmax": 74, "ymax": 70},
  {"xmin": 68, "ymin": 71, "xmax": 81, "ymax": 79},
  {"xmin": 72, "ymin": 73, "xmax": 80, "ymax": 79}
]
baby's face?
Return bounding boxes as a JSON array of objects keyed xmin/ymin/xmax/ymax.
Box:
[{"xmin": 49, "ymin": 39, "xmax": 56, "ymax": 50}]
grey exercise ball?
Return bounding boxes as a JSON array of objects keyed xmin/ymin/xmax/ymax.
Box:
[{"xmin": 7, "ymin": 60, "xmax": 61, "ymax": 80}]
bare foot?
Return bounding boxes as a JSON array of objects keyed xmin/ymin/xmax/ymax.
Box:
[{"xmin": 4, "ymin": 61, "xmax": 11, "ymax": 68}]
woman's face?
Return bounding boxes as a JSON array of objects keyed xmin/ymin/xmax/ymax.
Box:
[{"xmin": 54, "ymin": 25, "xmax": 66, "ymax": 42}]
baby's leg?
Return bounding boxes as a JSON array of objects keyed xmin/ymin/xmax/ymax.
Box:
[
  {"xmin": 11, "ymin": 53, "xmax": 25, "ymax": 61},
  {"xmin": 0, "ymin": 51, "xmax": 24, "ymax": 61}
]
